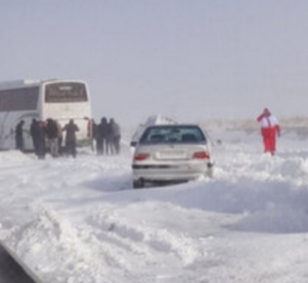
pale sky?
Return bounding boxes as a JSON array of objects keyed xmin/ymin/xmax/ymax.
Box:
[{"xmin": 1, "ymin": 0, "xmax": 308, "ymax": 125}]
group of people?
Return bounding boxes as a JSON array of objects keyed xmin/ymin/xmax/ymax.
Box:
[
  {"xmin": 15, "ymin": 116, "xmax": 122, "ymax": 159},
  {"xmin": 87, "ymin": 117, "xmax": 121, "ymax": 155},
  {"xmin": 16, "ymin": 118, "xmax": 80, "ymax": 159},
  {"xmin": 15, "ymin": 109, "xmax": 278, "ymax": 158}
]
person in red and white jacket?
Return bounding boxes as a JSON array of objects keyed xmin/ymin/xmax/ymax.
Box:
[{"xmin": 257, "ymin": 108, "xmax": 281, "ymax": 155}]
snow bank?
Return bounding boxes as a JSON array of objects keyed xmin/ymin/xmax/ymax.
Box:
[{"xmin": 1, "ymin": 125, "xmax": 308, "ymax": 282}]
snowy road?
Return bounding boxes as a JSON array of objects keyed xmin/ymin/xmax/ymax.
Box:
[{"xmin": 1, "ymin": 127, "xmax": 308, "ymax": 282}]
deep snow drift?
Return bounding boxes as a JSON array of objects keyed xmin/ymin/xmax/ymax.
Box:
[{"xmin": 1, "ymin": 123, "xmax": 308, "ymax": 283}]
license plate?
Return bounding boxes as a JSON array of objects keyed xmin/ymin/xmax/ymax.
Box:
[{"xmin": 156, "ymin": 151, "xmax": 187, "ymax": 160}]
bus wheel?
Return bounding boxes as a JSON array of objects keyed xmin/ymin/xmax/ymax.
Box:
[{"xmin": 133, "ymin": 179, "xmax": 144, "ymax": 189}]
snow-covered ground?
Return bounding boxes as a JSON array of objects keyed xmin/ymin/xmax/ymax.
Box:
[{"xmin": 1, "ymin": 124, "xmax": 308, "ymax": 283}]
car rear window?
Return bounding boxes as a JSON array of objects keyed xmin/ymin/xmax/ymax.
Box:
[{"xmin": 139, "ymin": 125, "xmax": 206, "ymax": 144}]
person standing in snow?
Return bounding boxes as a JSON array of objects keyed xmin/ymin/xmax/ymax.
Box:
[
  {"xmin": 97, "ymin": 117, "xmax": 108, "ymax": 155},
  {"xmin": 15, "ymin": 120, "xmax": 25, "ymax": 151},
  {"xmin": 30, "ymin": 118, "xmax": 40, "ymax": 154},
  {"xmin": 55, "ymin": 120, "xmax": 63, "ymax": 155},
  {"xmin": 109, "ymin": 118, "xmax": 121, "ymax": 154},
  {"xmin": 63, "ymin": 119, "xmax": 79, "ymax": 158},
  {"xmin": 45, "ymin": 118, "xmax": 60, "ymax": 157},
  {"xmin": 257, "ymin": 108, "xmax": 281, "ymax": 155},
  {"xmin": 87, "ymin": 118, "xmax": 97, "ymax": 152},
  {"xmin": 37, "ymin": 121, "xmax": 47, "ymax": 159},
  {"xmin": 106, "ymin": 118, "xmax": 114, "ymax": 154}
]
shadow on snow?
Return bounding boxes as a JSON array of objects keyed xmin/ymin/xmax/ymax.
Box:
[{"xmin": 82, "ymin": 172, "xmax": 308, "ymax": 234}]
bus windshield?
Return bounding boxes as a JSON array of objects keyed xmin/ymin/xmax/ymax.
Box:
[{"xmin": 45, "ymin": 82, "xmax": 87, "ymax": 103}]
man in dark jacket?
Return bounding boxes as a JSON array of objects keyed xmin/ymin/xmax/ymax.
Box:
[
  {"xmin": 110, "ymin": 118, "xmax": 121, "ymax": 154},
  {"xmin": 30, "ymin": 119, "xmax": 40, "ymax": 155},
  {"xmin": 87, "ymin": 118, "xmax": 97, "ymax": 152},
  {"xmin": 36, "ymin": 121, "xmax": 47, "ymax": 159},
  {"xmin": 97, "ymin": 117, "xmax": 108, "ymax": 155},
  {"xmin": 63, "ymin": 119, "xmax": 79, "ymax": 158},
  {"xmin": 45, "ymin": 118, "xmax": 59, "ymax": 157},
  {"xmin": 106, "ymin": 118, "xmax": 114, "ymax": 154},
  {"xmin": 55, "ymin": 120, "xmax": 63, "ymax": 155},
  {"xmin": 15, "ymin": 120, "xmax": 25, "ymax": 151}
]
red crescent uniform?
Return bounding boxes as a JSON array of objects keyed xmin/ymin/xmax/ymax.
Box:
[{"xmin": 257, "ymin": 108, "xmax": 280, "ymax": 155}]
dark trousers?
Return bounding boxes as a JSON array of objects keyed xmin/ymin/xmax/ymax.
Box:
[
  {"xmin": 66, "ymin": 141, "xmax": 77, "ymax": 158},
  {"xmin": 37, "ymin": 140, "xmax": 46, "ymax": 159},
  {"xmin": 96, "ymin": 137, "xmax": 108, "ymax": 155},
  {"xmin": 15, "ymin": 136, "xmax": 24, "ymax": 151},
  {"xmin": 114, "ymin": 136, "xmax": 121, "ymax": 154},
  {"xmin": 32, "ymin": 137, "xmax": 40, "ymax": 155}
]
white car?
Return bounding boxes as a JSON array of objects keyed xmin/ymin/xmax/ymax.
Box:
[{"xmin": 132, "ymin": 124, "xmax": 214, "ymax": 188}]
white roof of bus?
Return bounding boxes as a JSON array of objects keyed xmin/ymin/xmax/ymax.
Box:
[
  {"xmin": 0, "ymin": 79, "xmax": 83, "ymax": 90},
  {"xmin": 0, "ymin": 79, "xmax": 56, "ymax": 89}
]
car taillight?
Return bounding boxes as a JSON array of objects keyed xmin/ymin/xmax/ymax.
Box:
[
  {"xmin": 134, "ymin": 153, "xmax": 149, "ymax": 161},
  {"xmin": 193, "ymin": 151, "xmax": 210, "ymax": 159}
]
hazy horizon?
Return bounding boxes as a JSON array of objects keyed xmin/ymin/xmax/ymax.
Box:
[{"xmin": 1, "ymin": 1, "xmax": 308, "ymax": 125}]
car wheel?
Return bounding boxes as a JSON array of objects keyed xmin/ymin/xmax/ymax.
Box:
[{"xmin": 133, "ymin": 179, "xmax": 144, "ymax": 189}]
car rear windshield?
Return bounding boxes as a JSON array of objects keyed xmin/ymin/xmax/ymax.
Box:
[{"xmin": 139, "ymin": 125, "xmax": 206, "ymax": 144}]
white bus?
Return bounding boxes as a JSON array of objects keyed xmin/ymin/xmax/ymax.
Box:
[{"xmin": 0, "ymin": 79, "xmax": 92, "ymax": 151}]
